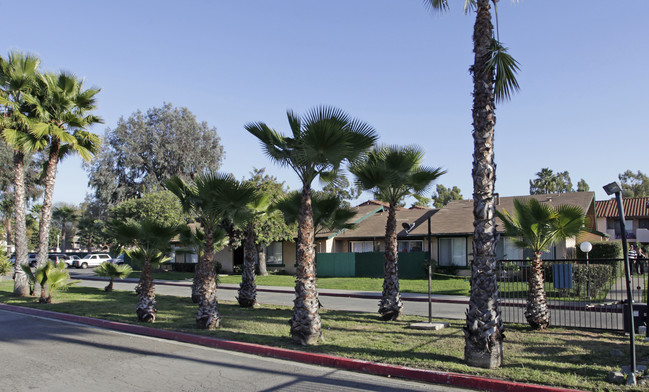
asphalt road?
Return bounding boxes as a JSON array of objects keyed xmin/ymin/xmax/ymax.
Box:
[
  {"xmin": 68, "ymin": 269, "xmax": 470, "ymax": 320},
  {"xmin": 0, "ymin": 309, "xmax": 472, "ymax": 392}
]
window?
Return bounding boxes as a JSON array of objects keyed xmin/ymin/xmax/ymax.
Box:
[
  {"xmin": 398, "ymin": 240, "xmax": 423, "ymax": 252},
  {"xmin": 438, "ymin": 237, "xmax": 467, "ymax": 267},
  {"xmin": 496, "ymin": 237, "xmax": 524, "ymax": 260},
  {"xmin": 266, "ymin": 242, "xmax": 283, "ymax": 265},
  {"xmin": 350, "ymin": 241, "xmax": 374, "ymax": 253}
]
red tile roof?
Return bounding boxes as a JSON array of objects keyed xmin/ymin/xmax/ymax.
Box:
[{"xmin": 596, "ymin": 197, "xmax": 649, "ymax": 218}]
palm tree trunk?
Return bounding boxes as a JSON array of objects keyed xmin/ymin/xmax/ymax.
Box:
[
  {"xmin": 464, "ymin": 0, "xmax": 504, "ymax": 369},
  {"xmin": 12, "ymin": 151, "xmax": 30, "ymax": 297},
  {"xmin": 196, "ymin": 227, "xmax": 220, "ymax": 329},
  {"xmin": 379, "ymin": 203, "xmax": 402, "ymax": 320},
  {"xmin": 289, "ymin": 185, "xmax": 322, "ymax": 345},
  {"xmin": 257, "ymin": 245, "xmax": 268, "ymax": 276},
  {"xmin": 105, "ymin": 277, "xmax": 114, "ymax": 292},
  {"xmin": 526, "ymin": 253, "xmax": 550, "ymax": 329},
  {"xmin": 136, "ymin": 260, "xmax": 156, "ymax": 322},
  {"xmin": 237, "ymin": 225, "xmax": 257, "ymax": 307},
  {"xmin": 36, "ymin": 142, "xmax": 60, "ymax": 269}
]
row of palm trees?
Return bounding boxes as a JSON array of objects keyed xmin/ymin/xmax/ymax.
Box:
[{"xmin": 0, "ymin": 51, "xmax": 102, "ymax": 298}]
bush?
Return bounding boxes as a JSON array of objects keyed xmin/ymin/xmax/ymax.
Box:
[
  {"xmin": 572, "ymin": 263, "xmax": 613, "ymax": 298},
  {"xmin": 576, "ymin": 241, "xmax": 622, "ymax": 259}
]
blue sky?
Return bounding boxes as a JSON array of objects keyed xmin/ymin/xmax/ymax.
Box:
[{"xmin": 3, "ymin": 1, "xmax": 647, "ymax": 206}]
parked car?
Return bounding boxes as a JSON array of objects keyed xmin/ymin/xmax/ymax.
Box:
[
  {"xmin": 110, "ymin": 254, "xmax": 125, "ymax": 265},
  {"xmin": 48, "ymin": 253, "xmax": 69, "ymax": 267},
  {"xmin": 73, "ymin": 253, "xmax": 112, "ymax": 269},
  {"xmin": 28, "ymin": 253, "xmax": 38, "ymax": 267}
]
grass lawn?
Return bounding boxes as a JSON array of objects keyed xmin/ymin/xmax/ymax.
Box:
[
  {"xmin": 140, "ymin": 270, "xmax": 472, "ymax": 296},
  {"xmin": 1, "ymin": 280, "xmax": 647, "ymax": 391}
]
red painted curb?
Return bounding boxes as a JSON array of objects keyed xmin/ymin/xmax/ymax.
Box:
[{"xmin": 0, "ymin": 303, "xmax": 587, "ymax": 392}]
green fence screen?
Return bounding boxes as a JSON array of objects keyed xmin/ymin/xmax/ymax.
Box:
[{"xmin": 316, "ymin": 252, "xmax": 427, "ymax": 279}]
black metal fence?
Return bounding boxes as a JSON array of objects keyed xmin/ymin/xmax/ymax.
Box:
[{"xmin": 496, "ymin": 258, "xmax": 649, "ymax": 331}]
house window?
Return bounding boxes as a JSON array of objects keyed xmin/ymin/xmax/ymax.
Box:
[
  {"xmin": 350, "ymin": 241, "xmax": 374, "ymax": 253},
  {"xmin": 496, "ymin": 237, "xmax": 524, "ymax": 260},
  {"xmin": 266, "ymin": 242, "xmax": 283, "ymax": 265},
  {"xmin": 438, "ymin": 237, "xmax": 467, "ymax": 267},
  {"xmin": 398, "ymin": 240, "xmax": 423, "ymax": 252}
]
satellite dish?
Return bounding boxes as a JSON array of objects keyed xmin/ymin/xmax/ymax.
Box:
[{"xmin": 402, "ymin": 222, "xmax": 415, "ymax": 233}]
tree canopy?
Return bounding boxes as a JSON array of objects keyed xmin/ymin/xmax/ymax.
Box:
[
  {"xmin": 87, "ymin": 103, "xmax": 224, "ymax": 207},
  {"xmin": 529, "ymin": 168, "xmax": 573, "ymax": 194},
  {"xmin": 107, "ymin": 190, "xmax": 186, "ymax": 227},
  {"xmin": 243, "ymin": 168, "xmax": 295, "ymax": 247},
  {"xmin": 618, "ymin": 170, "xmax": 649, "ymax": 198},
  {"xmin": 431, "ymin": 184, "xmax": 463, "ymax": 208}
]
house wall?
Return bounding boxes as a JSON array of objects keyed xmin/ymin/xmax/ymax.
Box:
[
  {"xmin": 283, "ymin": 241, "xmax": 297, "ymax": 275},
  {"xmin": 215, "ymin": 247, "xmax": 234, "ymax": 273}
]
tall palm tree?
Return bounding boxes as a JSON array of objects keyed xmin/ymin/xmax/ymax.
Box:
[
  {"xmin": 166, "ymin": 172, "xmax": 250, "ymax": 329},
  {"xmin": 275, "ymin": 191, "xmax": 357, "ymax": 236},
  {"xmin": 52, "ymin": 205, "xmax": 77, "ymax": 252},
  {"xmin": 0, "ymin": 50, "xmax": 42, "ymax": 297},
  {"xmin": 108, "ymin": 218, "xmax": 179, "ymax": 322},
  {"xmin": 26, "ymin": 71, "xmax": 102, "ymax": 268},
  {"xmin": 236, "ymin": 192, "xmax": 272, "ymax": 308},
  {"xmin": 426, "ymin": 0, "xmax": 520, "ymax": 368},
  {"xmin": 246, "ymin": 106, "xmax": 377, "ymax": 345},
  {"xmin": 350, "ymin": 145, "xmax": 444, "ymax": 320},
  {"xmin": 496, "ymin": 198, "xmax": 585, "ymax": 329}
]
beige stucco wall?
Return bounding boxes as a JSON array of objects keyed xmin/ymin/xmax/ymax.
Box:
[
  {"xmin": 283, "ymin": 241, "xmax": 297, "ymax": 275},
  {"xmin": 215, "ymin": 247, "xmax": 234, "ymax": 273}
]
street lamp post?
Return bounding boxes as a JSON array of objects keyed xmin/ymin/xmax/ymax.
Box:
[
  {"xmin": 403, "ymin": 217, "xmax": 446, "ymax": 330},
  {"xmin": 580, "ymin": 241, "xmax": 592, "ymax": 298},
  {"xmin": 603, "ymin": 181, "xmax": 637, "ymax": 383}
]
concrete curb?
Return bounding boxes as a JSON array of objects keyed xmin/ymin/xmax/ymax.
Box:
[{"xmin": 0, "ymin": 303, "xmax": 586, "ymax": 392}]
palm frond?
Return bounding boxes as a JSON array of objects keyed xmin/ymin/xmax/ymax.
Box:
[{"xmin": 488, "ymin": 39, "xmax": 520, "ymax": 103}]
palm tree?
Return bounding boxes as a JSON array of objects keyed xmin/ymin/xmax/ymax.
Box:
[
  {"xmin": 21, "ymin": 260, "xmax": 75, "ymax": 303},
  {"xmin": 26, "ymin": 71, "xmax": 102, "ymax": 269},
  {"xmin": 108, "ymin": 219, "xmax": 179, "ymax": 322},
  {"xmin": 275, "ymin": 191, "xmax": 357, "ymax": 236},
  {"xmin": 425, "ymin": 0, "xmax": 520, "ymax": 368},
  {"xmin": 0, "ymin": 50, "xmax": 42, "ymax": 297},
  {"xmin": 94, "ymin": 261, "xmax": 133, "ymax": 292},
  {"xmin": 350, "ymin": 145, "xmax": 444, "ymax": 320},
  {"xmin": 246, "ymin": 106, "xmax": 377, "ymax": 345},
  {"xmin": 166, "ymin": 172, "xmax": 250, "ymax": 329},
  {"xmin": 237, "ymin": 193, "xmax": 272, "ymax": 308},
  {"xmin": 496, "ymin": 198, "xmax": 585, "ymax": 329},
  {"xmin": 52, "ymin": 205, "xmax": 77, "ymax": 252}
]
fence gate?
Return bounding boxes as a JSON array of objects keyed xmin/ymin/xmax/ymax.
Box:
[{"xmin": 496, "ymin": 259, "xmax": 648, "ymax": 331}]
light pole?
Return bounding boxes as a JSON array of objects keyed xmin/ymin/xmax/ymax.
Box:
[
  {"xmin": 603, "ymin": 181, "xmax": 636, "ymax": 383},
  {"xmin": 580, "ymin": 241, "xmax": 592, "ymax": 298},
  {"xmin": 403, "ymin": 217, "xmax": 446, "ymax": 330}
]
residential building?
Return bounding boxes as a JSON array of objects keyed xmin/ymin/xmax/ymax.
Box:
[{"xmin": 595, "ymin": 197, "xmax": 649, "ymax": 243}]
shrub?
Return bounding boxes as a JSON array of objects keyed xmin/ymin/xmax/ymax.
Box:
[
  {"xmin": 576, "ymin": 241, "xmax": 622, "ymax": 259},
  {"xmin": 572, "ymin": 263, "xmax": 613, "ymax": 299}
]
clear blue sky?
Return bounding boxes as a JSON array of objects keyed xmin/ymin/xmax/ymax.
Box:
[{"xmin": 3, "ymin": 1, "xmax": 647, "ymax": 206}]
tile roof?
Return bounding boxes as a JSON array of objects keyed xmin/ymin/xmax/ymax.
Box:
[
  {"xmin": 596, "ymin": 197, "xmax": 649, "ymax": 218},
  {"xmin": 420, "ymin": 192, "xmax": 596, "ymax": 236}
]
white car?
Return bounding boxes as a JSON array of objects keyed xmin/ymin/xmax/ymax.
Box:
[{"xmin": 73, "ymin": 253, "xmax": 112, "ymax": 269}]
